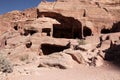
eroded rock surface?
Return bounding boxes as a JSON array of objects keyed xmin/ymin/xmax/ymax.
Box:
[{"xmin": 0, "ymin": 0, "xmax": 119, "ymax": 74}]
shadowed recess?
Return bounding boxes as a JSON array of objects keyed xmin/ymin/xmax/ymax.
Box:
[
  {"xmin": 83, "ymin": 26, "xmax": 92, "ymax": 37},
  {"xmin": 23, "ymin": 27, "xmax": 38, "ymax": 36},
  {"xmin": 105, "ymin": 43, "xmax": 120, "ymax": 67},
  {"xmin": 111, "ymin": 21, "xmax": 120, "ymax": 32},
  {"xmin": 101, "ymin": 28, "xmax": 111, "ymax": 34},
  {"xmin": 41, "ymin": 43, "xmax": 70, "ymax": 55},
  {"xmin": 42, "ymin": 28, "xmax": 51, "ymax": 36}
]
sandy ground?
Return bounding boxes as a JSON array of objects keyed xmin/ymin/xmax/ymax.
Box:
[{"xmin": 1, "ymin": 61, "xmax": 120, "ymax": 80}]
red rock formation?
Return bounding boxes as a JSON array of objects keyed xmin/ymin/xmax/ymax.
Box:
[
  {"xmin": 38, "ymin": 0, "xmax": 120, "ymax": 36},
  {"xmin": 0, "ymin": 8, "xmax": 38, "ymax": 35},
  {"xmin": 0, "ymin": 0, "xmax": 119, "ymax": 71}
]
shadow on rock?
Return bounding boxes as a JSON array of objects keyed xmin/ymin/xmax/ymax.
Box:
[{"xmin": 105, "ymin": 42, "xmax": 120, "ymax": 67}]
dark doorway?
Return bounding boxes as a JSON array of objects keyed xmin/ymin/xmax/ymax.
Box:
[
  {"xmin": 41, "ymin": 44, "xmax": 70, "ymax": 55},
  {"xmin": 101, "ymin": 28, "xmax": 111, "ymax": 34},
  {"xmin": 83, "ymin": 26, "xmax": 92, "ymax": 37},
  {"xmin": 53, "ymin": 24, "xmax": 73, "ymax": 38},
  {"xmin": 42, "ymin": 28, "xmax": 51, "ymax": 36}
]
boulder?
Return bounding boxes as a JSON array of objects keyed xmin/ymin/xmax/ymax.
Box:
[
  {"xmin": 63, "ymin": 49, "xmax": 104, "ymax": 67},
  {"xmin": 38, "ymin": 52, "xmax": 76, "ymax": 69},
  {"xmin": 7, "ymin": 35, "xmax": 29, "ymax": 48},
  {"xmin": 63, "ymin": 49, "xmax": 86, "ymax": 64}
]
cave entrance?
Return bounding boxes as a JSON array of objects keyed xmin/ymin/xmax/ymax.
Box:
[
  {"xmin": 83, "ymin": 26, "xmax": 92, "ymax": 37},
  {"xmin": 101, "ymin": 28, "xmax": 111, "ymax": 34},
  {"xmin": 24, "ymin": 28, "xmax": 38, "ymax": 36},
  {"xmin": 38, "ymin": 12, "xmax": 82, "ymax": 39},
  {"xmin": 41, "ymin": 43, "xmax": 70, "ymax": 55},
  {"xmin": 42, "ymin": 28, "xmax": 51, "ymax": 36}
]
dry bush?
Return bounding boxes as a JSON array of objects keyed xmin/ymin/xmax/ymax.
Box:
[
  {"xmin": 77, "ymin": 39, "xmax": 86, "ymax": 45},
  {"xmin": 19, "ymin": 54, "xmax": 29, "ymax": 62},
  {"xmin": 0, "ymin": 54, "xmax": 13, "ymax": 73}
]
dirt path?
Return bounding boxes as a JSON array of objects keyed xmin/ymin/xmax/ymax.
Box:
[{"xmin": 4, "ymin": 62, "xmax": 120, "ymax": 80}]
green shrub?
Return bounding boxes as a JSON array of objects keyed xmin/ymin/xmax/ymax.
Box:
[
  {"xmin": 19, "ymin": 54, "xmax": 29, "ymax": 61},
  {"xmin": 0, "ymin": 54, "xmax": 13, "ymax": 73},
  {"xmin": 77, "ymin": 39, "xmax": 86, "ymax": 45}
]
